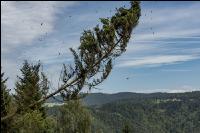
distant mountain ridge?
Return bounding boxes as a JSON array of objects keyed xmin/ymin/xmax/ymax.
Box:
[{"xmin": 46, "ymin": 91, "xmax": 200, "ymax": 106}]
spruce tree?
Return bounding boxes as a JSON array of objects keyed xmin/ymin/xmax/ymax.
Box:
[
  {"xmin": 1, "ymin": 70, "xmax": 12, "ymax": 133},
  {"xmin": 14, "ymin": 60, "xmax": 49, "ymax": 116}
]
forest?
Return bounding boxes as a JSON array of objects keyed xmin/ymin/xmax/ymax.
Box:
[{"xmin": 47, "ymin": 91, "xmax": 200, "ymax": 133}]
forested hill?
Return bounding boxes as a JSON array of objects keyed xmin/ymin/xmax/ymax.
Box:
[
  {"xmin": 46, "ymin": 91, "xmax": 200, "ymax": 106},
  {"xmin": 89, "ymin": 91, "xmax": 200, "ymax": 133},
  {"xmin": 46, "ymin": 91, "xmax": 200, "ymax": 133}
]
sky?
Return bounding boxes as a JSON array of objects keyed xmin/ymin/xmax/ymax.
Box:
[{"xmin": 1, "ymin": 1, "xmax": 200, "ymax": 94}]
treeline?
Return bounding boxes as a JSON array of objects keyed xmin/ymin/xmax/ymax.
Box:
[{"xmin": 1, "ymin": 61, "xmax": 93, "ymax": 133}]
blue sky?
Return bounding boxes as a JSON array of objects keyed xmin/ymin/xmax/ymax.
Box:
[{"xmin": 1, "ymin": 1, "xmax": 200, "ymax": 93}]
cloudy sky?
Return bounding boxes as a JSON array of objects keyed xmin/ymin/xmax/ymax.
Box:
[{"xmin": 1, "ymin": 1, "xmax": 200, "ymax": 94}]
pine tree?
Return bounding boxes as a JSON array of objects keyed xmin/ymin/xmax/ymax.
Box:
[
  {"xmin": 59, "ymin": 1, "xmax": 141, "ymax": 101},
  {"xmin": 14, "ymin": 60, "xmax": 49, "ymax": 116},
  {"xmin": 1, "ymin": 70, "xmax": 12, "ymax": 133}
]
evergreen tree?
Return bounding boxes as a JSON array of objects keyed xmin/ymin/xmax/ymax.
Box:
[
  {"xmin": 57, "ymin": 100, "xmax": 92, "ymax": 133},
  {"xmin": 59, "ymin": 1, "xmax": 141, "ymax": 102},
  {"xmin": 1, "ymin": 70, "xmax": 12, "ymax": 132},
  {"xmin": 14, "ymin": 60, "xmax": 49, "ymax": 116}
]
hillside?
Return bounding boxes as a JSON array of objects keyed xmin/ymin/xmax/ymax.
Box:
[
  {"xmin": 46, "ymin": 91, "xmax": 200, "ymax": 106},
  {"xmin": 90, "ymin": 92, "xmax": 200, "ymax": 133},
  {"xmin": 46, "ymin": 91, "xmax": 200, "ymax": 133}
]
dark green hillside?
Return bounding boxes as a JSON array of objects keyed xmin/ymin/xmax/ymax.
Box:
[
  {"xmin": 46, "ymin": 91, "xmax": 200, "ymax": 133},
  {"xmin": 47, "ymin": 91, "xmax": 200, "ymax": 106},
  {"xmin": 46, "ymin": 92, "xmax": 142, "ymax": 105},
  {"xmin": 90, "ymin": 92, "xmax": 200, "ymax": 133}
]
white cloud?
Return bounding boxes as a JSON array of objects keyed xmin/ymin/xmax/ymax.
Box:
[
  {"xmin": 117, "ymin": 55, "xmax": 200, "ymax": 68},
  {"xmin": 18, "ymin": 39, "xmax": 76, "ymax": 65},
  {"xmin": 168, "ymin": 85, "xmax": 200, "ymax": 93},
  {"xmin": 1, "ymin": 1, "xmax": 77, "ymax": 53},
  {"xmin": 140, "ymin": 3, "xmax": 200, "ymax": 27},
  {"xmin": 132, "ymin": 29, "xmax": 200, "ymax": 42},
  {"xmin": 160, "ymin": 69, "xmax": 192, "ymax": 72},
  {"xmin": 1, "ymin": 1, "xmax": 77, "ymax": 90},
  {"xmin": 1, "ymin": 58, "xmax": 21, "ymax": 93},
  {"xmin": 121, "ymin": 2, "xmax": 200, "ymax": 65},
  {"xmin": 129, "ymin": 2, "xmax": 200, "ymax": 44}
]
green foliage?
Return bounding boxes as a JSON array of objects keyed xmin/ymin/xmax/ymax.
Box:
[
  {"xmin": 46, "ymin": 92, "xmax": 200, "ymax": 133},
  {"xmin": 56, "ymin": 100, "xmax": 92, "ymax": 133},
  {"xmin": 14, "ymin": 60, "xmax": 49, "ymax": 115},
  {"xmin": 90, "ymin": 117, "xmax": 112, "ymax": 133},
  {"xmin": 89, "ymin": 92, "xmax": 200, "ymax": 133},
  {"xmin": 1, "ymin": 70, "xmax": 12, "ymax": 133},
  {"xmin": 58, "ymin": 1, "xmax": 141, "ymax": 101},
  {"xmin": 12, "ymin": 110, "xmax": 56, "ymax": 133}
]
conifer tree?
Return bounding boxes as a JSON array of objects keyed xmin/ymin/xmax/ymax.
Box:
[
  {"xmin": 59, "ymin": 1, "xmax": 141, "ymax": 101},
  {"xmin": 14, "ymin": 60, "xmax": 49, "ymax": 116},
  {"xmin": 1, "ymin": 70, "xmax": 12, "ymax": 132}
]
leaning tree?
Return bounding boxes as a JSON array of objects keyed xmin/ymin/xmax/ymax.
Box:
[{"xmin": 1, "ymin": 1, "xmax": 141, "ymax": 121}]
